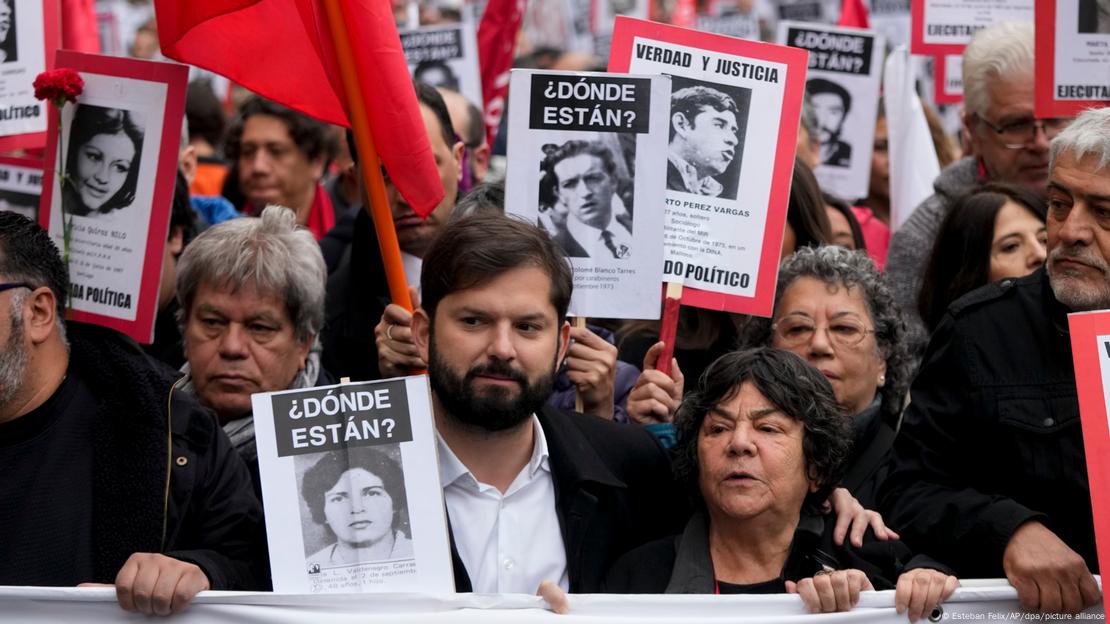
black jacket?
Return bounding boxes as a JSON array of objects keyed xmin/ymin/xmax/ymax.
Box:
[
  {"xmin": 878, "ymin": 268, "xmax": 1096, "ymax": 577},
  {"xmin": 603, "ymin": 507, "xmax": 950, "ymax": 593},
  {"xmin": 449, "ymin": 405, "xmax": 688, "ymax": 593},
  {"xmin": 842, "ymin": 401, "xmax": 896, "ymax": 511},
  {"xmin": 68, "ymin": 322, "xmax": 268, "ymax": 589}
]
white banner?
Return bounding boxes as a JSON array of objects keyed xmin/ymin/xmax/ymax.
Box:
[{"xmin": 0, "ymin": 581, "xmax": 1103, "ymax": 623}]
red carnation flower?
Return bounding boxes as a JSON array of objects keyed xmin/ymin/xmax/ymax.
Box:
[{"xmin": 33, "ymin": 68, "xmax": 84, "ymax": 106}]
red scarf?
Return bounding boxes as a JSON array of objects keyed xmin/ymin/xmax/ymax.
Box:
[{"xmin": 304, "ymin": 183, "xmax": 336, "ymax": 241}]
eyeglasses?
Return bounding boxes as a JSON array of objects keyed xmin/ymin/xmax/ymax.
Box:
[
  {"xmin": 771, "ymin": 316, "xmax": 876, "ymax": 349},
  {"xmin": 976, "ymin": 115, "xmax": 1072, "ymax": 149},
  {"xmin": 0, "ymin": 282, "xmax": 33, "ymax": 295}
]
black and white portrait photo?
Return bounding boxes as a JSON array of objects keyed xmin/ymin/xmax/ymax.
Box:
[
  {"xmin": 63, "ymin": 104, "xmax": 144, "ymax": 218},
  {"xmin": 538, "ymin": 136, "xmax": 635, "ymax": 260},
  {"xmin": 414, "ymin": 59, "xmax": 461, "ymax": 92},
  {"xmin": 0, "ymin": 0, "xmax": 16, "ymax": 64},
  {"xmin": 666, "ymin": 75, "xmax": 750, "ymax": 200},
  {"xmin": 298, "ymin": 446, "xmax": 413, "ymax": 572},
  {"xmin": 806, "ymin": 77, "xmax": 853, "ymax": 168},
  {"xmin": 1078, "ymin": 0, "xmax": 1110, "ymax": 34}
]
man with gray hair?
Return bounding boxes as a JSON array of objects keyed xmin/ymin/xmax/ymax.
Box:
[
  {"xmin": 885, "ymin": 21, "xmax": 1074, "ymax": 336},
  {"xmin": 880, "ymin": 107, "xmax": 1110, "ymax": 614},
  {"xmin": 177, "ymin": 204, "xmax": 330, "ymax": 492}
]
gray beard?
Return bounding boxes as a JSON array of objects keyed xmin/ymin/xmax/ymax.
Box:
[{"xmin": 0, "ymin": 307, "xmax": 28, "ymax": 409}]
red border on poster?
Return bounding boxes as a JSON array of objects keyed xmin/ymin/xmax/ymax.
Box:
[
  {"xmin": 1068, "ymin": 310, "xmax": 1110, "ymax": 614},
  {"xmin": 933, "ymin": 54, "xmax": 962, "ymax": 105},
  {"xmin": 0, "ymin": 154, "xmax": 44, "ymax": 171},
  {"xmin": 1034, "ymin": 0, "xmax": 1106, "ymax": 119},
  {"xmin": 909, "ymin": 0, "xmax": 965, "ymax": 56},
  {"xmin": 0, "ymin": 0, "xmax": 61, "ymax": 153},
  {"xmin": 608, "ymin": 16, "xmax": 806, "ymax": 317},
  {"xmin": 38, "ymin": 51, "xmax": 188, "ymax": 344}
]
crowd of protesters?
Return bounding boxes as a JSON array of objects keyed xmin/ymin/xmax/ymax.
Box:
[{"xmin": 1, "ymin": 2, "xmax": 1108, "ymax": 621}]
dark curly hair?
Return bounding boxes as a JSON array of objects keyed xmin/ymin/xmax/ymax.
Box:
[
  {"xmin": 740, "ymin": 246, "xmax": 911, "ymax": 425},
  {"xmin": 301, "ymin": 447, "xmax": 409, "ymax": 541},
  {"xmin": 673, "ymin": 348, "xmax": 852, "ymax": 513},
  {"xmin": 225, "ymin": 96, "xmax": 338, "ymax": 167}
]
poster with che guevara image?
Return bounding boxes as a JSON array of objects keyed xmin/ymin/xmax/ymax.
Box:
[
  {"xmin": 40, "ymin": 51, "xmax": 187, "ymax": 344},
  {"xmin": 0, "ymin": 156, "xmax": 43, "ymax": 221},
  {"xmin": 1034, "ymin": 0, "xmax": 1110, "ymax": 118},
  {"xmin": 0, "ymin": 0, "xmax": 59, "ymax": 151},
  {"xmin": 251, "ymin": 376, "xmax": 454, "ymax": 594},
  {"xmin": 910, "ymin": 0, "xmax": 1034, "ymax": 55},
  {"xmin": 504, "ymin": 69, "xmax": 669, "ymax": 321},
  {"xmin": 399, "ymin": 21, "xmax": 484, "ymax": 112},
  {"xmin": 609, "ymin": 16, "xmax": 808, "ymax": 316},
  {"xmin": 778, "ymin": 21, "xmax": 885, "ymax": 200}
]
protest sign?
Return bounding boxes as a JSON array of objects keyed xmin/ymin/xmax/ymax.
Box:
[
  {"xmin": 934, "ymin": 53, "xmax": 962, "ymax": 104},
  {"xmin": 696, "ymin": 9, "xmax": 760, "ymax": 41},
  {"xmin": 251, "ymin": 375, "xmax": 454, "ymax": 594},
  {"xmin": 870, "ymin": 0, "xmax": 912, "ymax": 50},
  {"xmin": 1034, "ymin": 0, "xmax": 1110, "ymax": 118},
  {"xmin": 778, "ymin": 22, "xmax": 885, "ymax": 200},
  {"xmin": 0, "ymin": 156, "xmax": 42, "ymax": 221},
  {"xmin": 504, "ymin": 69, "xmax": 668, "ymax": 320},
  {"xmin": 610, "ymin": 17, "xmax": 807, "ymax": 316},
  {"xmin": 910, "ymin": 0, "xmax": 1034, "ymax": 55},
  {"xmin": 0, "ymin": 0, "xmax": 59, "ymax": 152},
  {"xmin": 773, "ymin": 0, "xmax": 838, "ymax": 23},
  {"xmin": 39, "ymin": 51, "xmax": 186, "ymax": 344},
  {"xmin": 1069, "ymin": 310, "xmax": 1110, "ymax": 613},
  {"xmin": 591, "ymin": 0, "xmax": 649, "ymax": 61},
  {"xmin": 400, "ymin": 21, "xmax": 483, "ymax": 110}
]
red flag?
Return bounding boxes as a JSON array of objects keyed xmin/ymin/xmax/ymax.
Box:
[
  {"xmin": 62, "ymin": 0, "xmax": 101, "ymax": 53},
  {"xmin": 837, "ymin": 0, "xmax": 870, "ymax": 28},
  {"xmin": 154, "ymin": 0, "xmax": 444, "ymax": 217},
  {"xmin": 477, "ymin": 0, "xmax": 525, "ymax": 146}
]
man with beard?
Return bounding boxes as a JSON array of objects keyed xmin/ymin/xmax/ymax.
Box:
[
  {"xmin": 0, "ymin": 212, "xmax": 266, "ymax": 614},
  {"xmin": 408, "ymin": 213, "xmax": 686, "ymax": 593},
  {"xmin": 879, "ymin": 107, "xmax": 1110, "ymax": 614}
]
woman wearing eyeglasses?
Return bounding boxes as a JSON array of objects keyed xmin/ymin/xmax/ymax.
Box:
[{"xmin": 740, "ymin": 246, "xmax": 911, "ymax": 509}]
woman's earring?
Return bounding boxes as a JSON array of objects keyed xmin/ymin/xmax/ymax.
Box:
[{"xmin": 878, "ymin": 373, "xmax": 886, "ymax": 387}]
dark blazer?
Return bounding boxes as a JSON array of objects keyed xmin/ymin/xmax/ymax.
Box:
[{"xmin": 449, "ymin": 405, "xmax": 689, "ymax": 593}]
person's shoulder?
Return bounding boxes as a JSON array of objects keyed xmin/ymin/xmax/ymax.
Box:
[
  {"xmin": 934, "ymin": 156, "xmax": 980, "ymax": 196},
  {"xmin": 603, "ymin": 535, "xmax": 679, "ymax": 594},
  {"xmin": 543, "ymin": 405, "xmax": 659, "ymax": 450},
  {"xmin": 946, "ymin": 270, "xmax": 1043, "ymax": 320},
  {"xmin": 539, "ymin": 406, "xmax": 670, "ymax": 477}
]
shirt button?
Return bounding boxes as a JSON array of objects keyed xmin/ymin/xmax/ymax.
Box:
[
  {"xmin": 1043, "ymin": 417, "xmax": 1055, "ymax": 427},
  {"xmin": 503, "ymin": 558, "xmax": 514, "ymax": 570}
]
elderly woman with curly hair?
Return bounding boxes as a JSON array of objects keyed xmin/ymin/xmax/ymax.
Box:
[
  {"xmin": 603, "ymin": 349, "xmax": 956, "ymax": 621},
  {"xmin": 740, "ymin": 246, "xmax": 912, "ymax": 509}
]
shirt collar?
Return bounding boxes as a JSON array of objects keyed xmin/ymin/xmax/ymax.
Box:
[
  {"xmin": 668, "ymin": 152, "xmax": 723, "ymax": 196},
  {"xmin": 566, "ymin": 203, "xmax": 621, "ymax": 248},
  {"xmin": 436, "ymin": 415, "xmax": 550, "ymax": 488}
]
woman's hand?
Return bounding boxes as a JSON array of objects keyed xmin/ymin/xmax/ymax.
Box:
[
  {"xmin": 626, "ymin": 342, "xmax": 685, "ymax": 424},
  {"xmin": 895, "ymin": 568, "xmax": 959, "ymax": 622},
  {"xmin": 827, "ymin": 487, "xmax": 899, "ymax": 547},
  {"xmin": 565, "ymin": 325, "xmax": 618, "ymax": 419},
  {"xmin": 786, "ymin": 569, "xmax": 874, "ymax": 613}
]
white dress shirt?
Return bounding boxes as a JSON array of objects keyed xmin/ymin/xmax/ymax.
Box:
[
  {"xmin": 438, "ymin": 416, "xmax": 569, "ymax": 593},
  {"xmin": 566, "ymin": 202, "xmax": 633, "ymax": 260},
  {"xmin": 402, "ymin": 251, "xmax": 422, "ymax": 294}
]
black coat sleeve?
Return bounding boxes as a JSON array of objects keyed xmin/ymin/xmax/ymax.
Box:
[
  {"xmin": 164, "ymin": 400, "xmax": 270, "ymax": 590},
  {"xmin": 877, "ymin": 313, "xmax": 1044, "ymax": 577}
]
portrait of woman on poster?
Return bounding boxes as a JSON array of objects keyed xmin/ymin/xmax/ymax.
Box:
[
  {"xmin": 301, "ymin": 448, "xmax": 414, "ymax": 568},
  {"xmin": 0, "ymin": 0, "xmax": 16, "ymax": 64},
  {"xmin": 63, "ymin": 104, "xmax": 144, "ymax": 218}
]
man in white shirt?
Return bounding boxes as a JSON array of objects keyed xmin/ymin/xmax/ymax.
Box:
[
  {"xmin": 540, "ymin": 140, "xmax": 634, "ymax": 260},
  {"xmin": 410, "ymin": 213, "xmax": 686, "ymax": 593}
]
